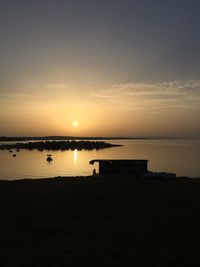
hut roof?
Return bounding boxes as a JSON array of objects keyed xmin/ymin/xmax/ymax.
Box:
[{"xmin": 89, "ymin": 159, "xmax": 148, "ymax": 165}]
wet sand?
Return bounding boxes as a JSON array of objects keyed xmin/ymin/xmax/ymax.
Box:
[{"xmin": 0, "ymin": 176, "xmax": 200, "ymax": 266}]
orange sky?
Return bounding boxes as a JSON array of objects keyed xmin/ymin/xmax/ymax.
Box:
[
  {"xmin": 1, "ymin": 81, "xmax": 200, "ymax": 138},
  {"xmin": 0, "ymin": 1, "xmax": 200, "ymax": 138}
]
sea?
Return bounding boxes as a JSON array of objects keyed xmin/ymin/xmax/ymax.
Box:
[{"xmin": 0, "ymin": 139, "xmax": 199, "ymax": 180}]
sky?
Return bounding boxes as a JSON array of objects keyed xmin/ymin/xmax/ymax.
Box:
[{"xmin": 0, "ymin": 0, "xmax": 200, "ymax": 138}]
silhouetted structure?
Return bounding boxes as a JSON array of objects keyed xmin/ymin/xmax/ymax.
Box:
[{"xmin": 89, "ymin": 159, "xmax": 148, "ymax": 176}]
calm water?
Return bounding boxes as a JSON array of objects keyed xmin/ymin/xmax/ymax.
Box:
[{"xmin": 0, "ymin": 139, "xmax": 199, "ymax": 180}]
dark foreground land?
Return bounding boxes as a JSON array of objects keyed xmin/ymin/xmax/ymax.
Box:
[{"xmin": 0, "ymin": 176, "xmax": 200, "ymax": 267}]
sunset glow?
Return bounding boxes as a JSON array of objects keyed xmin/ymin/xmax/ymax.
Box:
[
  {"xmin": 0, "ymin": 1, "xmax": 199, "ymax": 139},
  {"xmin": 1, "ymin": 3, "xmax": 200, "ymax": 264}
]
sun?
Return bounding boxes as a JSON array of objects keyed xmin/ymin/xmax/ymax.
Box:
[{"xmin": 72, "ymin": 121, "xmax": 79, "ymax": 127}]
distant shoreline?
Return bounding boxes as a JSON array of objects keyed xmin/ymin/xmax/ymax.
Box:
[{"xmin": 0, "ymin": 136, "xmax": 183, "ymax": 142}]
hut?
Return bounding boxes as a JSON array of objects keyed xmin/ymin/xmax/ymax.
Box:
[{"xmin": 89, "ymin": 159, "xmax": 148, "ymax": 176}]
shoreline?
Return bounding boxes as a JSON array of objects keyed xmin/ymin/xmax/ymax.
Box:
[
  {"xmin": 0, "ymin": 174, "xmax": 200, "ymax": 182},
  {"xmin": 0, "ymin": 136, "xmax": 176, "ymax": 142},
  {"xmin": 1, "ymin": 174, "xmax": 200, "ymax": 266}
]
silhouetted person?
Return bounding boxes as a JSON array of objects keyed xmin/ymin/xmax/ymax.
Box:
[{"xmin": 93, "ymin": 168, "xmax": 96, "ymax": 176}]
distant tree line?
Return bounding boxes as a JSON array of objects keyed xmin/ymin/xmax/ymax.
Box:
[{"xmin": 0, "ymin": 136, "xmax": 163, "ymax": 142}]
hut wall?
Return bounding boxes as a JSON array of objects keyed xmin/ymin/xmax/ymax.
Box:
[
  {"xmin": 130, "ymin": 161, "xmax": 148, "ymax": 176},
  {"xmin": 99, "ymin": 160, "xmax": 148, "ymax": 176},
  {"xmin": 99, "ymin": 161, "xmax": 112, "ymax": 175}
]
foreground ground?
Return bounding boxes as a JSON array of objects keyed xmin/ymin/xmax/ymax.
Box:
[{"xmin": 0, "ymin": 176, "xmax": 200, "ymax": 266}]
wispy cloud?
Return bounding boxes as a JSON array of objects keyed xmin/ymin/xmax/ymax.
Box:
[
  {"xmin": 89, "ymin": 80, "xmax": 200, "ymax": 112},
  {"xmin": 0, "ymin": 82, "xmax": 69, "ymax": 103},
  {"xmin": 0, "ymin": 82, "xmax": 70, "ymax": 117}
]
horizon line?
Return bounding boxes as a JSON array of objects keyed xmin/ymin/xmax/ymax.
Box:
[{"xmin": 0, "ymin": 135, "xmax": 199, "ymax": 141}]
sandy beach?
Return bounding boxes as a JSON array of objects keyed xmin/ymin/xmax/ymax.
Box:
[{"xmin": 0, "ymin": 176, "xmax": 200, "ymax": 266}]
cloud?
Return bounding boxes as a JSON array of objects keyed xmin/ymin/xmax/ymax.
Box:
[
  {"xmin": 0, "ymin": 82, "xmax": 69, "ymax": 103},
  {"xmin": 89, "ymin": 80, "xmax": 200, "ymax": 112},
  {"xmin": 0, "ymin": 82, "xmax": 70, "ymax": 118}
]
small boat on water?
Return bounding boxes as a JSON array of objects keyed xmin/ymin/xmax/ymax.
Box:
[
  {"xmin": 13, "ymin": 154, "xmax": 16, "ymax": 157},
  {"xmin": 46, "ymin": 154, "xmax": 53, "ymax": 163}
]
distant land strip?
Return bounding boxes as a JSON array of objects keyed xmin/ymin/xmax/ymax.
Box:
[
  {"xmin": 0, "ymin": 141, "xmax": 122, "ymax": 151},
  {"xmin": 0, "ymin": 136, "xmax": 165, "ymax": 142}
]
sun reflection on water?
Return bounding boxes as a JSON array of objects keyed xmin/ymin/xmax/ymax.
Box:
[{"xmin": 73, "ymin": 149, "xmax": 78, "ymax": 163}]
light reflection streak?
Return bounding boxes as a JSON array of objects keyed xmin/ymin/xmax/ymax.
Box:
[{"xmin": 73, "ymin": 149, "xmax": 78, "ymax": 163}]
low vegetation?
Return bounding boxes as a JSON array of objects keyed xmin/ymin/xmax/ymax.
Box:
[{"xmin": 0, "ymin": 140, "xmax": 121, "ymax": 151}]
